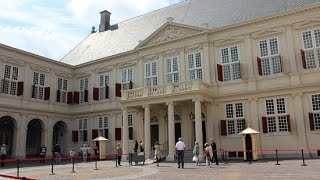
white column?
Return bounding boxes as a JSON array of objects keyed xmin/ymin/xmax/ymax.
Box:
[
  {"xmin": 167, "ymin": 101, "xmax": 175, "ymax": 160},
  {"xmin": 285, "ymin": 25, "xmax": 297, "ymax": 74},
  {"xmin": 249, "ymin": 98, "xmax": 261, "ymax": 151},
  {"xmin": 44, "ymin": 117, "xmax": 53, "ymax": 156},
  {"xmin": 15, "ymin": 114, "xmax": 27, "ymax": 158},
  {"xmin": 292, "ymin": 93, "xmax": 307, "ymax": 149},
  {"xmin": 122, "ymin": 107, "xmax": 129, "ymax": 157},
  {"xmin": 203, "ymin": 42, "xmax": 210, "ymax": 84},
  {"xmin": 194, "ymin": 99, "xmax": 203, "ymax": 158},
  {"xmin": 144, "ymin": 104, "xmax": 151, "ymax": 159}
]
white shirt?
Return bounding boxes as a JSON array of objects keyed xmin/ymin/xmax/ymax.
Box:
[{"xmin": 175, "ymin": 141, "xmax": 185, "ymax": 150}]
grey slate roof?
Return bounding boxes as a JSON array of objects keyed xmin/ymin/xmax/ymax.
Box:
[{"xmin": 61, "ymin": 0, "xmax": 320, "ymax": 65}]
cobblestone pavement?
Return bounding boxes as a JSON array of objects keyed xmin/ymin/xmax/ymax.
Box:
[{"xmin": 1, "ymin": 159, "xmax": 320, "ymax": 180}]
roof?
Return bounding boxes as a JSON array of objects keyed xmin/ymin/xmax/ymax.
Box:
[
  {"xmin": 238, "ymin": 127, "xmax": 260, "ymax": 135},
  {"xmin": 61, "ymin": 0, "xmax": 320, "ymax": 65}
]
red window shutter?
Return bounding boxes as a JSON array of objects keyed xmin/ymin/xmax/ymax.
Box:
[
  {"xmin": 44, "ymin": 87, "xmax": 50, "ymax": 100},
  {"xmin": 220, "ymin": 120, "xmax": 227, "ymax": 136},
  {"xmin": 93, "ymin": 87, "xmax": 99, "ymax": 101},
  {"xmin": 301, "ymin": 49, "xmax": 307, "ymax": 69},
  {"xmin": 67, "ymin": 92, "xmax": 73, "ymax": 104},
  {"xmin": 217, "ymin": 64, "xmax": 223, "ymax": 82},
  {"xmin": 257, "ymin": 57, "xmax": 262, "ymax": 76},
  {"xmin": 309, "ymin": 112, "xmax": 314, "ymax": 131},
  {"xmin": 115, "ymin": 128, "xmax": 122, "ymax": 140},
  {"xmin": 262, "ymin": 116, "xmax": 268, "ymax": 133},
  {"xmin": 73, "ymin": 91, "xmax": 79, "ymax": 104},
  {"xmin": 72, "ymin": 131, "xmax": 78, "ymax": 142},
  {"xmin": 17, "ymin": 81, "xmax": 24, "ymax": 96},
  {"xmin": 287, "ymin": 115, "xmax": 291, "ymax": 132},
  {"xmin": 115, "ymin": 83, "xmax": 121, "ymax": 97},
  {"xmin": 92, "ymin": 129, "xmax": 98, "ymax": 140}
]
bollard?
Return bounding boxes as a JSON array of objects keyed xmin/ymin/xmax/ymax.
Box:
[
  {"xmin": 17, "ymin": 159, "xmax": 20, "ymax": 178},
  {"xmin": 301, "ymin": 149, "xmax": 307, "ymax": 166},
  {"xmin": 71, "ymin": 157, "xmax": 75, "ymax": 173},
  {"xmin": 49, "ymin": 156, "xmax": 55, "ymax": 175},
  {"xmin": 275, "ymin": 149, "xmax": 280, "ymax": 165}
]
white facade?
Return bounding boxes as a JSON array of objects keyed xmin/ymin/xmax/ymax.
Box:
[{"xmin": 0, "ymin": 1, "xmax": 320, "ymax": 159}]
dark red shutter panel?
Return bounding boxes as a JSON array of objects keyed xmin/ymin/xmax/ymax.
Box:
[
  {"xmin": 309, "ymin": 112, "xmax": 314, "ymax": 131},
  {"xmin": 44, "ymin": 87, "xmax": 50, "ymax": 100},
  {"xmin": 257, "ymin": 57, "xmax": 262, "ymax": 76},
  {"xmin": 301, "ymin": 49, "xmax": 307, "ymax": 69},
  {"xmin": 67, "ymin": 92, "xmax": 73, "ymax": 104},
  {"xmin": 262, "ymin": 116, "xmax": 268, "ymax": 133},
  {"xmin": 92, "ymin": 129, "xmax": 98, "ymax": 140},
  {"xmin": 115, "ymin": 128, "xmax": 122, "ymax": 140},
  {"xmin": 17, "ymin": 81, "xmax": 24, "ymax": 96},
  {"xmin": 72, "ymin": 131, "xmax": 78, "ymax": 142},
  {"xmin": 220, "ymin": 120, "xmax": 227, "ymax": 136},
  {"xmin": 115, "ymin": 83, "xmax": 121, "ymax": 97},
  {"xmin": 73, "ymin": 91, "xmax": 79, "ymax": 104},
  {"xmin": 217, "ymin": 64, "xmax": 223, "ymax": 82},
  {"xmin": 287, "ymin": 115, "xmax": 291, "ymax": 132},
  {"xmin": 93, "ymin": 87, "xmax": 99, "ymax": 101}
]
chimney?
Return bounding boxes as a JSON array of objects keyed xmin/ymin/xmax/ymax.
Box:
[{"xmin": 99, "ymin": 10, "xmax": 111, "ymax": 32}]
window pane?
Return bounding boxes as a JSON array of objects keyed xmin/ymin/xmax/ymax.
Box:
[
  {"xmin": 267, "ymin": 117, "xmax": 276, "ymax": 132},
  {"xmin": 278, "ymin": 115, "xmax": 288, "ymax": 132},
  {"xmin": 230, "ymin": 46, "xmax": 239, "ymax": 62},
  {"xmin": 259, "ymin": 40, "xmax": 268, "ymax": 57},
  {"xmin": 189, "ymin": 70, "xmax": 195, "ymax": 80},
  {"xmin": 232, "ymin": 63, "xmax": 241, "ymax": 80},
  {"xmin": 276, "ymin": 98, "xmax": 286, "ymax": 114},
  {"xmin": 269, "ymin": 38, "xmax": 279, "ymax": 55},
  {"xmin": 58, "ymin": 78, "xmax": 62, "ymax": 90},
  {"xmin": 196, "ymin": 69, "xmax": 202, "ymax": 79},
  {"xmin": 311, "ymin": 94, "xmax": 320, "ymax": 111},
  {"xmin": 302, "ymin": 31, "xmax": 313, "ymax": 49},
  {"xmin": 122, "ymin": 69, "xmax": 127, "ymax": 82},
  {"xmin": 188, "ymin": 54, "xmax": 194, "ymax": 69},
  {"xmin": 128, "ymin": 68, "xmax": 133, "ymax": 81},
  {"xmin": 266, "ymin": 99, "xmax": 275, "ymax": 115},
  {"xmin": 227, "ymin": 120, "xmax": 235, "ymax": 135},
  {"xmin": 223, "ymin": 65, "xmax": 231, "ymax": 81},
  {"xmin": 226, "ymin": 104, "xmax": 233, "ymax": 118},
  {"xmin": 237, "ymin": 119, "xmax": 245, "ymax": 133},
  {"xmin": 221, "ymin": 48, "xmax": 229, "ymax": 63},
  {"xmin": 195, "ymin": 53, "xmax": 201, "ymax": 67},
  {"xmin": 105, "ymin": 75, "xmax": 109, "ymax": 86},
  {"xmin": 4, "ymin": 65, "xmax": 11, "ymax": 79},
  {"xmin": 40, "ymin": 74, "xmax": 45, "ymax": 86},
  {"xmin": 166, "ymin": 59, "xmax": 171, "ymax": 73},
  {"xmin": 152, "ymin": 62, "xmax": 157, "ymax": 76},
  {"xmin": 305, "ymin": 50, "xmax": 316, "ymax": 69},
  {"xmin": 235, "ymin": 103, "xmax": 243, "ymax": 117},
  {"xmin": 100, "ymin": 75, "xmax": 104, "ymax": 86},
  {"xmin": 271, "ymin": 56, "xmax": 281, "ymax": 74},
  {"xmin": 173, "ymin": 58, "xmax": 178, "ymax": 72},
  {"xmin": 314, "ymin": 113, "xmax": 320, "ymax": 130},
  {"xmin": 63, "ymin": 80, "xmax": 67, "ymax": 90},
  {"xmin": 262, "ymin": 58, "xmax": 271, "ymax": 75},
  {"xmin": 33, "ymin": 72, "xmax": 39, "ymax": 85},
  {"xmin": 173, "ymin": 73, "xmax": 179, "ymax": 82},
  {"xmin": 12, "ymin": 67, "xmax": 18, "ymax": 80}
]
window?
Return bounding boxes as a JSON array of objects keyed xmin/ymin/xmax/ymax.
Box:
[
  {"xmin": 98, "ymin": 116, "xmax": 109, "ymax": 139},
  {"xmin": 122, "ymin": 113, "xmax": 134, "ymax": 140},
  {"xmin": 188, "ymin": 52, "xmax": 203, "ymax": 80},
  {"xmin": 166, "ymin": 57, "xmax": 179, "ymax": 83},
  {"xmin": 220, "ymin": 46, "xmax": 241, "ymax": 81},
  {"xmin": 311, "ymin": 94, "xmax": 320, "ymax": 130},
  {"xmin": 145, "ymin": 61, "xmax": 158, "ymax": 86},
  {"xmin": 79, "ymin": 119, "xmax": 88, "ymax": 141},
  {"xmin": 264, "ymin": 97, "xmax": 289, "ymax": 133},
  {"xmin": 79, "ymin": 78, "xmax": 88, "ymax": 103},
  {"xmin": 57, "ymin": 78, "xmax": 68, "ymax": 103},
  {"xmin": 225, "ymin": 102, "xmax": 245, "ymax": 135},
  {"xmin": 99, "ymin": 74, "xmax": 110, "ymax": 100},
  {"xmin": 302, "ymin": 29, "xmax": 320, "ymax": 69},
  {"xmin": 32, "ymin": 72, "xmax": 45, "ymax": 99},
  {"xmin": 121, "ymin": 68, "xmax": 133, "ymax": 90},
  {"xmin": 3, "ymin": 65, "xmax": 19, "ymax": 95},
  {"xmin": 258, "ymin": 38, "xmax": 282, "ymax": 75}
]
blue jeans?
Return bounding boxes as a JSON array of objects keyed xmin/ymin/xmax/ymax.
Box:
[{"xmin": 177, "ymin": 150, "xmax": 184, "ymax": 167}]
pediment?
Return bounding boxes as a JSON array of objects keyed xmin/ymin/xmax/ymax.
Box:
[
  {"xmin": 96, "ymin": 66, "xmax": 113, "ymax": 73},
  {"xmin": 293, "ymin": 17, "xmax": 320, "ymax": 30},
  {"xmin": 0, "ymin": 55, "xmax": 25, "ymax": 67},
  {"xmin": 251, "ymin": 27, "xmax": 284, "ymax": 39},
  {"xmin": 54, "ymin": 70, "xmax": 72, "ymax": 79},
  {"xmin": 214, "ymin": 36, "xmax": 244, "ymax": 47},
  {"xmin": 76, "ymin": 71, "xmax": 92, "ymax": 78},
  {"xmin": 136, "ymin": 22, "xmax": 205, "ymax": 49},
  {"xmin": 30, "ymin": 63, "xmax": 50, "ymax": 73},
  {"xmin": 118, "ymin": 60, "xmax": 138, "ymax": 68}
]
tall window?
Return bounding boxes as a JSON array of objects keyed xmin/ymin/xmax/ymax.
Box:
[
  {"xmin": 79, "ymin": 78, "xmax": 88, "ymax": 103},
  {"xmin": 187, "ymin": 52, "xmax": 203, "ymax": 80},
  {"xmin": 122, "ymin": 113, "xmax": 134, "ymax": 140},
  {"xmin": 98, "ymin": 116, "xmax": 109, "ymax": 139},
  {"xmin": 259, "ymin": 37, "xmax": 282, "ymax": 75},
  {"xmin": 99, "ymin": 74, "xmax": 110, "ymax": 100},
  {"xmin": 3, "ymin": 65, "xmax": 19, "ymax": 95},
  {"xmin": 166, "ymin": 57, "xmax": 179, "ymax": 83},
  {"xmin": 221, "ymin": 46, "xmax": 241, "ymax": 81},
  {"xmin": 57, "ymin": 78, "xmax": 68, "ymax": 103},
  {"xmin": 225, "ymin": 102, "xmax": 245, "ymax": 135},
  {"xmin": 302, "ymin": 29, "xmax": 320, "ymax": 69},
  {"xmin": 79, "ymin": 119, "xmax": 88, "ymax": 142},
  {"xmin": 145, "ymin": 61, "xmax": 157, "ymax": 86},
  {"xmin": 33, "ymin": 72, "xmax": 45, "ymax": 99},
  {"xmin": 265, "ymin": 97, "xmax": 289, "ymax": 133},
  {"xmin": 311, "ymin": 94, "xmax": 320, "ymax": 130},
  {"xmin": 121, "ymin": 68, "xmax": 133, "ymax": 90}
]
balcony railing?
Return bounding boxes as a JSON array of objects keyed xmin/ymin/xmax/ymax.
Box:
[{"xmin": 121, "ymin": 79, "xmax": 209, "ymax": 101}]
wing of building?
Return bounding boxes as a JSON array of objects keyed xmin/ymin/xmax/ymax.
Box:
[{"xmin": 1, "ymin": 0, "xmax": 320, "ymax": 161}]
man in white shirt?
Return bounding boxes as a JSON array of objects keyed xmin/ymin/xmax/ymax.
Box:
[{"xmin": 175, "ymin": 137, "xmax": 186, "ymax": 168}]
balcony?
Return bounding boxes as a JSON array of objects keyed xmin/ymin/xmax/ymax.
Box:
[{"xmin": 121, "ymin": 79, "xmax": 210, "ymax": 101}]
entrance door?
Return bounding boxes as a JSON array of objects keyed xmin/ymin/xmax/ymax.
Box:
[
  {"xmin": 150, "ymin": 124, "xmax": 159, "ymax": 149},
  {"xmin": 175, "ymin": 123, "xmax": 181, "ymax": 143},
  {"xmin": 245, "ymin": 134, "xmax": 253, "ymax": 160},
  {"xmin": 0, "ymin": 132, "xmax": 10, "ymax": 147}
]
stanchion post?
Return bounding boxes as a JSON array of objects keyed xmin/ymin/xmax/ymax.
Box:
[
  {"xmin": 275, "ymin": 149, "xmax": 280, "ymax": 165},
  {"xmin": 94, "ymin": 155, "xmax": 98, "ymax": 170},
  {"xmin": 301, "ymin": 149, "xmax": 307, "ymax": 166},
  {"xmin": 71, "ymin": 157, "xmax": 75, "ymax": 173},
  {"xmin": 49, "ymin": 156, "xmax": 55, "ymax": 175},
  {"xmin": 17, "ymin": 159, "xmax": 19, "ymax": 178},
  {"xmin": 225, "ymin": 150, "xmax": 229, "ymax": 164},
  {"xmin": 115, "ymin": 153, "xmax": 118, "ymax": 167}
]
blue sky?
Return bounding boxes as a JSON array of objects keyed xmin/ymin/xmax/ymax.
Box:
[{"xmin": 0, "ymin": 0, "xmax": 183, "ymax": 60}]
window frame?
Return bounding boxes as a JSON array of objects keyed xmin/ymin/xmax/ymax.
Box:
[
  {"xmin": 145, "ymin": 61, "xmax": 158, "ymax": 86},
  {"xmin": 3, "ymin": 64, "xmax": 19, "ymax": 95},
  {"xmin": 79, "ymin": 119, "xmax": 88, "ymax": 142},
  {"xmin": 98, "ymin": 116, "xmax": 109, "ymax": 139},
  {"xmin": 258, "ymin": 37, "xmax": 282, "ymax": 76},
  {"xmin": 79, "ymin": 77, "xmax": 89, "ymax": 103},
  {"xmin": 32, "ymin": 72, "xmax": 45, "ymax": 99},
  {"xmin": 310, "ymin": 93, "xmax": 320, "ymax": 131},
  {"xmin": 187, "ymin": 52, "xmax": 203, "ymax": 80},
  {"xmin": 121, "ymin": 67, "xmax": 133, "ymax": 90},
  {"xmin": 225, "ymin": 102, "xmax": 245, "ymax": 135},
  {"xmin": 220, "ymin": 45, "xmax": 241, "ymax": 81},
  {"xmin": 57, "ymin": 77, "xmax": 68, "ymax": 103},
  {"xmin": 99, "ymin": 73, "xmax": 110, "ymax": 100},
  {"xmin": 301, "ymin": 28, "xmax": 320, "ymax": 69},
  {"xmin": 264, "ymin": 97, "xmax": 289, "ymax": 134},
  {"xmin": 165, "ymin": 57, "xmax": 180, "ymax": 83}
]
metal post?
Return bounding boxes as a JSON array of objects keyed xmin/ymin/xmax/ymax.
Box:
[
  {"xmin": 94, "ymin": 156, "xmax": 98, "ymax": 170},
  {"xmin": 71, "ymin": 157, "xmax": 75, "ymax": 173},
  {"xmin": 17, "ymin": 159, "xmax": 19, "ymax": 178},
  {"xmin": 225, "ymin": 151, "xmax": 229, "ymax": 164},
  {"xmin": 275, "ymin": 149, "xmax": 280, "ymax": 165},
  {"xmin": 115, "ymin": 153, "xmax": 118, "ymax": 167},
  {"xmin": 301, "ymin": 149, "xmax": 307, "ymax": 166},
  {"xmin": 49, "ymin": 156, "xmax": 55, "ymax": 175}
]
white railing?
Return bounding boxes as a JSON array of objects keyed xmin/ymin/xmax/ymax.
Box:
[{"xmin": 121, "ymin": 79, "xmax": 209, "ymax": 100}]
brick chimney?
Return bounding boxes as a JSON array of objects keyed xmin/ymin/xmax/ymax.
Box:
[{"xmin": 99, "ymin": 10, "xmax": 111, "ymax": 32}]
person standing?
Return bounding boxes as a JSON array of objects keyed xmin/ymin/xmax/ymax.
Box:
[
  {"xmin": 134, "ymin": 140, "xmax": 138, "ymax": 153},
  {"xmin": 192, "ymin": 142, "xmax": 200, "ymax": 166},
  {"xmin": 210, "ymin": 138, "xmax": 219, "ymax": 165},
  {"xmin": 69, "ymin": 148, "xmax": 75, "ymax": 163},
  {"xmin": 1, "ymin": 144, "xmax": 7, "ymax": 167},
  {"xmin": 139, "ymin": 141, "xmax": 144, "ymax": 153},
  {"xmin": 40, "ymin": 145, "xmax": 46, "ymax": 163},
  {"xmin": 154, "ymin": 142, "xmax": 161, "ymax": 167},
  {"xmin": 175, "ymin": 137, "xmax": 186, "ymax": 168},
  {"xmin": 204, "ymin": 143, "xmax": 211, "ymax": 168},
  {"xmin": 80, "ymin": 144, "xmax": 88, "ymax": 162},
  {"xmin": 53, "ymin": 143, "xmax": 61, "ymax": 164},
  {"xmin": 116, "ymin": 143, "xmax": 122, "ymax": 166}
]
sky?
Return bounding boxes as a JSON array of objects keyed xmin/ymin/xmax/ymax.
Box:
[{"xmin": 0, "ymin": 0, "xmax": 183, "ymax": 61}]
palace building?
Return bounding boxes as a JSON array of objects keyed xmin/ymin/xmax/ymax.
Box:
[{"xmin": 1, "ymin": 0, "xmax": 320, "ymax": 160}]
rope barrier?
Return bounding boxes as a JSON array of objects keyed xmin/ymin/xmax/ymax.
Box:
[{"xmin": 0, "ymin": 174, "xmax": 36, "ymax": 180}]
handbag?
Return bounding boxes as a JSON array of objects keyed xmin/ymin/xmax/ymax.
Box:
[{"xmin": 192, "ymin": 155, "xmax": 198, "ymax": 162}]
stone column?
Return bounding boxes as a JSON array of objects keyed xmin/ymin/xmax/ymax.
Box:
[
  {"xmin": 45, "ymin": 117, "xmax": 53, "ymax": 156},
  {"xmin": 179, "ymin": 48, "xmax": 186, "ymax": 82},
  {"xmin": 122, "ymin": 107, "xmax": 129, "ymax": 157},
  {"xmin": 292, "ymin": 93, "xmax": 307, "ymax": 149},
  {"xmin": 285, "ymin": 25, "xmax": 297, "ymax": 74},
  {"xmin": 144, "ymin": 104, "xmax": 151, "ymax": 159},
  {"xmin": 249, "ymin": 98, "xmax": 262, "ymax": 151},
  {"xmin": 167, "ymin": 101, "xmax": 175, "ymax": 160},
  {"xmin": 194, "ymin": 99, "xmax": 203, "ymax": 158},
  {"xmin": 244, "ymin": 34, "xmax": 257, "ymax": 91},
  {"xmin": 15, "ymin": 114, "xmax": 27, "ymax": 158},
  {"xmin": 203, "ymin": 42, "xmax": 210, "ymax": 84}
]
